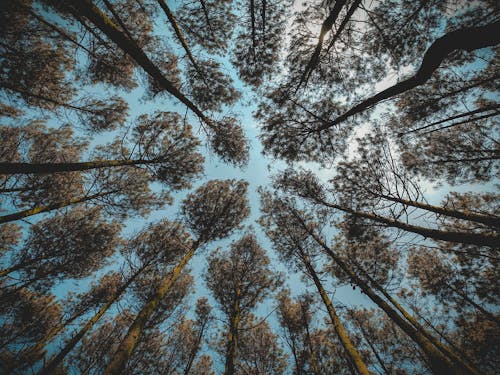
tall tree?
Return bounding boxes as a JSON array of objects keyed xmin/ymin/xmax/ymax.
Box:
[
  {"xmin": 205, "ymin": 233, "xmax": 279, "ymax": 375},
  {"xmin": 104, "ymin": 179, "xmax": 249, "ymax": 374}
]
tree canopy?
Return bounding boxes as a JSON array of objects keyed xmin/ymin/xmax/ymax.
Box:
[{"xmin": 1, "ymin": 0, "xmax": 498, "ymax": 374}]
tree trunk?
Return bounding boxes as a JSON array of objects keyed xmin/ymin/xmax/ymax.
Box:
[
  {"xmin": 0, "ymin": 159, "xmax": 152, "ymax": 175},
  {"xmin": 0, "ymin": 191, "xmax": 116, "ymax": 224},
  {"xmin": 301, "ymin": 308, "xmax": 320, "ymax": 375},
  {"xmin": 69, "ymin": 0, "xmax": 212, "ymax": 127},
  {"xmin": 315, "ymin": 21, "xmax": 500, "ymax": 131},
  {"xmin": 224, "ymin": 288, "xmax": 241, "ymax": 375},
  {"xmin": 298, "ymin": 0, "xmax": 347, "ymax": 88},
  {"xmin": 38, "ymin": 267, "xmax": 144, "ymax": 375},
  {"xmin": 402, "ymin": 104, "xmax": 500, "ymax": 135},
  {"xmin": 292, "ymin": 211, "xmax": 471, "ymax": 375},
  {"xmin": 303, "ymin": 258, "xmax": 371, "ymax": 375},
  {"xmin": 156, "ymin": 0, "xmax": 205, "ymax": 83},
  {"xmin": 104, "ymin": 244, "xmax": 198, "ymax": 375},
  {"xmin": 376, "ymin": 194, "xmax": 500, "ymax": 229},
  {"xmin": 318, "ymin": 199, "xmax": 498, "ymax": 248},
  {"xmin": 183, "ymin": 317, "xmax": 209, "ymax": 375},
  {"xmin": 359, "ymin": 268, "xmax": 482, "ymax": 375}
]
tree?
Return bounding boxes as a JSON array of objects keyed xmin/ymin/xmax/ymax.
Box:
[
  {"xmin": 259, "ymin": 188, "xmax": 481, "ymax": 375},
  {"xmin": 276, "ymin": 290, "xmax": 321, "ymax": 375},
  {"xmin": 0, "ymin": 207, "xmax": 120, "ymax": 291},
  {"xmin": 260, "ymin": 193, "xmax": 371, "ymax": 375},
  {"xmin": 104, "ymin": 179, "xmax": 249, "ymax": 375},
  {"xmin": 236, "ymin": 314, "xmax": 289, "ymax": 374},
  {"xmin": 205, "ymin": 233, "xmax": 279, "ymax": 375},
  {"xmin": 0, "ymin": 286, "xmax": 62, "ymax": 373},
  {"xmin": 274, "ymin": 168, "xmax": 498, "ymax": 248}
]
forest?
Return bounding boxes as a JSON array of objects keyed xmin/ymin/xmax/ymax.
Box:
[{"xmin": 0, "ymin": 0, "xmax": 498, "ymax": 374}]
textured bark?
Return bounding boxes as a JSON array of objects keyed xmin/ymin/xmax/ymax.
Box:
[
  {"xmin": 38, "ymin": 267, "xmax": 143, "ymax": 375},
  {"xmin": 303, "ymin": 258, "xmax": 371, "ymax": 375},
  {"xmin": 317, "ymin": 199, "xmax": 498, "ymax": 248},
  {"xmin": 224, "ymin": 288, "xmax": 240, "ymax": 375},
  {"xmin": 69, "ymin": 0, "xmax": 213, "ymax": 127},
  {"xmin": 104, "ymin": 245, "xmax": 198, "ymax": 375},
  {"xmin": 295, "ymin": 214, "xmax": 478, "ymax": 375},
  {"xmin": 0, "ymin": 159, "xmax": 152, "ymax": 175},
  {"xmin": 315, "ymin": 21, "xmax": 500, "ymax": 131},
  {"xmin": 359, "ymin": 268, "xmax": 483, "ymax": 375},
  {"xmin": 0, "ymin": 191, "xmax": 116, "ymax": 224}
]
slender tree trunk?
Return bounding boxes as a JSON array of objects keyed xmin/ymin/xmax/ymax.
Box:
[
  {"xmin": 402, "ymin": 105, "xmax": 500, "ymax": 135},
  {"xmin": 0, "ymin": 262, "xmax": 28, "ymax": 278},
  {"xmin": 375, "ymin": 194, "xmax": 500, "ymax": 228},
  {"xmin": 0, "ymin": 187, "xmax": 32, "ymax": 193},
  {"xmin": 224, "ymin": 288, "xmax": 241, "ymax": 375},
  {"xmin": 68, "ymin": 0, "xmax": 213, "ymax": 127},
  {"xmin": 301, "ymin": 305, "xmax": 321, "ymax": 375},
  {"xmin": 38, "ymin": 267, "xmax": 144, "ymax": 375},
  {"xmin": 250, "ymin": 0, "xmax": 257, "ymax": 59},
  {"xmin": 359, "ymin": 268, "xmax": 482, "ymax": 375},
  {"xmin": 422, "ymin": 111, "xmax": 500, "ymax": 135},
  {"xmin": 156, "ymin": 0, "xmax": 205, "ymax": 82},
  {"xmin": 354, "ymin": 320, "xmax": 391, "ymax": 375},
  {"xmin": 183, "ymin": 318, "xmax": 209, "ymax": 375},
  {"xmin": 446, "ymin": 282, "xmax": 500, "ymax": 324},
  {"xmin": 0, "ymin": 159, "xmax": 153, "ymax": 175},
  {"xmin": 316, "ymin": 21, "xmax": 500, "ymax": 131},
  {"xmin": 104, "ymin": 244, "xmax": 199, "ymax": 375},
  {"xmin": 290, "ymin": 210, "xmax": 472, "ymax": 375},
  {"xmin": 317, "ymin": 198, "xmax": 498, "ymax": 248},
  {"xmin": 303, "ymin": 258, "xmax": 371, "ymax": 375},
  {"xmin": 298, "ymin": 0, "xmax": 347, "ymax": 88},
  {"xmin": 325, "ymin": 0, "xmax": 362, "ymax": 54},
  {"xmin": 0, "ymin": 191, "xmax": 116, "ymax": 224}
]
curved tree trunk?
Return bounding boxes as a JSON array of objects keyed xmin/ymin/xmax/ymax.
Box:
[{"xmin": 315, "ymin": 21, "xmax": 500, "ymax": 131}]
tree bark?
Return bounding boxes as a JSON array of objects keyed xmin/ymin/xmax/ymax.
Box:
[
  {"xmin": 38, "ymin": 267, "xmax": 144, "ymax": 375},
  {"xmin": 359, "ymin": 267, "xmax": 482, "ymax": 375},
  {"xmin": 68, "ymin": 0, "xmax": 213, "ymax": 128},
  {"xmin": 299, "ymin": 219, "xmax": 479, "ymax": 375},
  {"xmin": 0, "ymin": 191, "xmax": 116, "ymax": 224},
  {"xmin": 298, "ymin": 0, "xmax": 348, "ymax": 88},
  {"xmin": 104, "ymin": 244, "xmax": 199, "ymax": 375},
  {"xmin": 0, "ymin": 159, "xmax": 153, "ymax": 175},
  {"xmin": 375, "ymin": 194, "xmax": 500, "ymax": 229},
  {"xmin": 315, "ymin": 21, "xmax": 500, "ymax": 131},
  {"xmin": 401, "ymin": 104, "xmax": 500, "ymax": 135},
  {"xmin": 302, "ymin": 258, "xmax": 371, "ymax": 375},
  {"xmin": 316, "ymin": 198, "xmax": 498, "ymax": 248},
  {"xmin": 224, "ymin": 288, "xmax": 241, "ymax": 375},
  {"xmin": 156, "ymin": 0, "xmax": 205, "ymax": 81}
]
